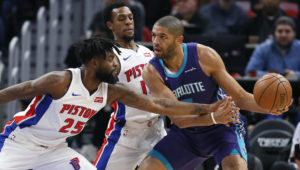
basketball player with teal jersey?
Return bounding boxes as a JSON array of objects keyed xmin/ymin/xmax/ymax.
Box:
[{"xmin": 149, "ymin": 42, "xmax": 247, "ymax": 169}]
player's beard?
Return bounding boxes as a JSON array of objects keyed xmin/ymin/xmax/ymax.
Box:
[
  {"xmin": 95, "ymin": 68, "xmax": 117, "ymax": 84},
  {"xmin": 123, "ymin": 34, "xmax": 134, "ymax": 43},
  {"xmin": 158, "ymin": 41, "xmax": 176, "ymax": 59}
]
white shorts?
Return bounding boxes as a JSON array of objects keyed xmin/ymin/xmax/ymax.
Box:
[
  {"xmin": 0, "ymin": 137, "xmax": 96, "ymax": 170},
  {"xmin": 94, "ymin": 117, "xmax": 166, "ymax": 170}
]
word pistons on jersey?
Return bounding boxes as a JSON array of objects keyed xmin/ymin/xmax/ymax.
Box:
[
  {"xmin": 60, "ymin": 104, "xmax": 97, "ymax": 119},
  {"xmin": 173, "ymin": 81, "xmax": 206, "ymax": 98},
  {"xmin": 124, "ymin": 63, "xmax": 146, "ymax": 82}
]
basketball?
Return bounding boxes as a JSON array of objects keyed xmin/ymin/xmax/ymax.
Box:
[{"xmin": 253, "ymin": 73, "xmax": 292, "ymax": 112}]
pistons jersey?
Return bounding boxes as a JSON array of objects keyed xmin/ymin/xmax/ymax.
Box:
[
  {"xmin": 114, "ymin": 45, "xmax": 158, "ymax": 122},
  {"xmin": 0, "ymin": 68, "xmax": 108, "ymax": 149}
]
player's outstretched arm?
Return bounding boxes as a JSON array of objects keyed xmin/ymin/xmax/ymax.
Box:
[
  {"xmin": 108, "ymin": 83, "xmax": 215, "ymax": 116},
  {"xmin": 196, "ymin": 44, "xmax": 291, "ymax": 115},
  {"xmin": 0, "ymin": 71, "xmax": 70, "ymax": 105}
]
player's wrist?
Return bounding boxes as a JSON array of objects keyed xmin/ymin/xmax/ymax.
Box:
[{"xmin": 210, "ymin": 112, "xmax": 217, "ymax": 124}]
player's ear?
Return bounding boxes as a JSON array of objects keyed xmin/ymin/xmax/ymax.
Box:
[
  {"xmin": 106, "ymin": 21, "xmax": 113, "ymax": 30},
  {"xmin": 90, "ymin": 57, "xmax": 100, "ymax": 68},
  {"xmin": 176, "ymin": 35, "xmax": 184, "ymax": 44}
]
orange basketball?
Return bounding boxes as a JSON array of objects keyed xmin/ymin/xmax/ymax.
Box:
[{"xmin": 253, "ymin": 73, "xmax": 292, "ymax": 112}]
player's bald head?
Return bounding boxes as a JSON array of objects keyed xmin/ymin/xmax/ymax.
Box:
[{"xmin": 154, "ymin": 16, "xmax": 184, "ymax": 37}]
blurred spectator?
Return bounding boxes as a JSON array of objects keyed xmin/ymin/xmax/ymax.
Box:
[
  {"xmin": 241, "ymin": 0, "xmax": 289, "ymax": 43},
  {"xmin": 139, "ymin": 0, "xmax": 172, "ymax": 29},
  {"xmin": 245, "ymin": 16, "xmax": 300, "ymax": 79},
  {"xmin": 172, "ymin": 0, "xmax": 216, "ymax": 36},
  {"xmin": 199, "ymin": 0, "xmax": 249, "ymax": 35},
  {"xmin": 89, "ymin": 0, "xmax": 145, "ymax": 41},
  {"xmin": 250, "ymin": 0, "xmax": 263, "ymax": 14}
]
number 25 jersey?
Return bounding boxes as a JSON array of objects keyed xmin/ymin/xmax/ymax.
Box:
[{"xmin": 0, "ymin": 68, "xmax": 108, "ymax": 149}]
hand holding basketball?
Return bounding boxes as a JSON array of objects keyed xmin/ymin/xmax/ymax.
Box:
[{"xmin": 253, "ymin": 73, "xmax": 293, "ymax": 115}]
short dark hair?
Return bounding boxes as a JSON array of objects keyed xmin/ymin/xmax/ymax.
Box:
[
  {"xmin": 154, "ymin": 16, "xmax": 184, "ymax": 36},
  {"xmin": 103, "ymin": 2, "xmax": 128, "ymax": 23},
  {"xmin": 76, "ymin": 38, "xmax": 120, "ymax": 64},
  {"xmin": 274, "ymin": 16, "xmax": 296, "ymax": 31}
]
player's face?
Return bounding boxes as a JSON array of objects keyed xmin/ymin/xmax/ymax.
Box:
[
  {"xmin": 274, "ymin": 24, "xmax": 295, "ymax": 47},
  {"xmin": 110, "ymin": 7, "xmax": 134, "ymax": 42},
  {"xmin": 95, "ymin": 51, "xmax": 119, "ymax": 84},
  {"xmin": 152, "ymin": 25, "xmax": 177, "ymax": 59}
]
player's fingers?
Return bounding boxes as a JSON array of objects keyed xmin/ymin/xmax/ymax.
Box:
[
  {"xmin": 226, "ymin": 104, "xmax": 239, "ymax": 116},
  {"xmin": 220, "ymin": 98, "xmax": 231, "ymax": 110},
  {"xmin": 228, "ymin": 117, "xmax": 240, "ymax": 124},
  {"xmin": 229, "ymin": 109, "xmax": 239, "ymax": 118},
  {"xmin": 226, "ymin": 111, "xmax": 238, "ymax": 120},
  {"xmin": 231, "ymin": 118, "xmax": 240, "ymax": 124},
  {"xmin": 224, "ymin": 98, "xmax": 235, "ymax": 112}
]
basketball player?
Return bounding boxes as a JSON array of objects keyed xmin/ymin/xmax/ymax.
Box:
[
  {"xmin": 138, "ymin": 16, "xmax": 292, "ymax": 170},
  {"xmin": 93, "ymin": 3, "xmax": 239, "ymax": 170},
  {"xmin": 93, "ymin": 3, "xmax": 164, "ymax": 170},
  {"xmin": 0, "ymin": 38, "xmax": 238, "ymax": 170}
]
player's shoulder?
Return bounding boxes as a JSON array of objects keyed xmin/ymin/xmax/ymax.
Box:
[
  {"xmin": 137, "ymin": 44, "xmax": 151, "ymax": 51},
  {"xmin": 196, "ymin": 43, "xmax": 212, "ymax": 50},
  {"xmin": 36, "ymin": 70, "xmax": 72, "ymax": 99},
  {"xmin": 195, "ymin": 43, "xmax": 221, "ymax": 64},
  {"xmin": 137, "ymin": 44, "xmax": 154, "ymax": 57},
  {"xmin": 115, "ymin": 46, "xmax": 131, "ymax": 55},
  {"xmin": 114, "ymin": 47, "xmax": 134, "ymax": 62},
  {"xmin": 44, "ymin": 70, "xmax": 71, "ymax": 83},
  {"xmin": 196, "ymin": 43, "xmax": 216, "ymax": 55}
]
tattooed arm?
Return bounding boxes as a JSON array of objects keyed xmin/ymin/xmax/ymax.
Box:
[
  {"xmin": 107, "ymin": 83, "xmax": 212, "ymax": 116},
  {"xmin": 0, "ymin": 71, "xmax": 71, "ymax": 104},
  {"xmin": 108, "ymin": 82, "xmax": 239, "ymax": 123}
]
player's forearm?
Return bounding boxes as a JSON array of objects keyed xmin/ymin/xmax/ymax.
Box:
[
  {"xmin": 152, "ymin": 98, "xmax": 210, "ymax": 116},
  {"xmin": 171, "ymin": 114, "xmax": 213, "ymax": 128},
  {"xmin": 236, "ymin": 92, "xmax": 268, "ymax": 114},
  {"xmin": 0, "ymin": 81, "xmax": 34, "ymax": 105}
]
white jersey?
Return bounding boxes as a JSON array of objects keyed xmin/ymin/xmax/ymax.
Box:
[
  {"xmin": 116, "ymin": 45, "xmax": 158, "ymax": 121},
  {"xmin": 94, "ymin": 45, "xmax": 166, "ymax": 170},
  {"xmin": 0, "ymin": 68, "xmax": 108, "ymax": 148}
]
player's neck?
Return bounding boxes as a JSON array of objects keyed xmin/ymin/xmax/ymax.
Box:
[
  {"xmin": 80, "ymin": 66, "xmax": 100, "ymax": 95},
  {"xmin": 163, "ymin": 45, "xmax": 184, "ymax": 72},
  {"xmin": 117, "ymin": 39, "xmax": 137, "ymax": 51}
]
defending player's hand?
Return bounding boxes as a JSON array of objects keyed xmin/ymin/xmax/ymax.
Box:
[{"xmin": 212, "ymin": 97, "xmax": 240, "ymax": 125}]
